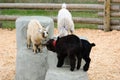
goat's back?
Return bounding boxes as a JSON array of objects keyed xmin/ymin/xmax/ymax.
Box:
[
  {"xmin": 27, "ymin": 19, "xmax": 42, "ymax": 34},
  {"xmin": 57, "ymin": 35, "xmax": 80, "ymax": 44},
  {"xmin": 56, "ymin": 35, "xmax": 82, "ymax": 53}
]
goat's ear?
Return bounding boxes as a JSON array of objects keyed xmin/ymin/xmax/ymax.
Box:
[
  {"xmin": 57, "ymin": 36, "xmax": 60, "ymax": 40},
  {"xmin": 45, "ymin": 26, "xmax": 50, "ymax": 31},
  {"xmin": 38, "ymin": 29, "xmax": 43, "ymax": 33}
]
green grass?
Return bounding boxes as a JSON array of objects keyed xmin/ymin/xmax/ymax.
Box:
[
  {"xmin": 1, "ymin": 9, "xmax": 98, "ymax": 17},
  {"xmin": 0, "ymin": 9, "xmax": 98, "ymax": 29},
  {"xmin": 71, "ymin": 11, "xmax": 97, "ymax": 18},
  {"xmin": 0, "ymin": 9, "xmax": 58, "ymax": 16}
]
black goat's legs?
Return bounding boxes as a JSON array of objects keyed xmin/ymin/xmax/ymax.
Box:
[{"xmin": 83, "ymin": 57, "xmax": 91, "ymax": 71}]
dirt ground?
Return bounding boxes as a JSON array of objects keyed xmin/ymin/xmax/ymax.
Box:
[{"xmin": 0, "ymin": 28, "xmax": 120, "ymax": 80}]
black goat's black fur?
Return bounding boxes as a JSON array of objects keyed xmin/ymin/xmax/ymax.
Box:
[{"xmin": 46, "ymin": 34, "xmax": 95, "ymax": 71}]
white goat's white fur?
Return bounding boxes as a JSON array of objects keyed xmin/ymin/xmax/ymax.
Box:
[
  {"xmin": 27, "ymin": 19, "xmax": 49, "ymax": 53},
  {"xmin": 57, "ymin": 3, "xmax": 74, "ymax": 37}
]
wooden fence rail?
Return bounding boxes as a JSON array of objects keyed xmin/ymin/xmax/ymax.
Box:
[
  {"xmin": 0, "ymin": 3, "xmax": 103, "ymax": 10},
  {"xmin": 98, "ymin": 12, "xmax": 120, "ymax": 17},
  {"xmin": 0, "ymin": 15, "xmax": 103, "ymax": 24},
  {"xmin": 0, "ymin": 3, "xmax": 120, "ymax": 11},
  {"xmin": 0, "ymin": 15, "xmax": 120, "ymax": 25},
  {"xmin": 98, "ymin": 25, "xmax": 120, "ymax": 30}
]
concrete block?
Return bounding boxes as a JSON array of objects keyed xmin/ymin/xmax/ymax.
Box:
[
  {"xmin": 45, "ymin": 68, "xmax": 88, "ymax": 80},
  {"xmin": 15, "ymin": 16, "xmax": 54, "ymax": 80},
  {"xmin": 46, "ymin": 52, "xmax": 88, "ymax": 80},
  {"xmin": 16, "ymin": 48, "xmax": 48, "ymax": 80}
]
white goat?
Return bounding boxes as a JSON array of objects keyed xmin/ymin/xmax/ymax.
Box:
[
  {"xmin": 57, "ymin": 3, "xmax": 74, "ymax": 37},
  {"xmin": 27, "ymin": 19, "xmax": 49, "ymax": 54}
]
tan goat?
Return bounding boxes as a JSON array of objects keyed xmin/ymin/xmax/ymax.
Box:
[{"xmin": 27, "ymin": 19, "xmax": 49, "ymax": 54}]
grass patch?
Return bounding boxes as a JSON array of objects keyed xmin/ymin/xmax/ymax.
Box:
[
  {"xmin": 75, "ymin": 23, "xmax": 97, "ymax": 29},
  {"xmin": 0, "ymin": 9, "xmax": 98, "ymax": 18},
  {"xmin": 0, "ymin": 9, "xmax": 58, "ymax": 16},
  {"xmin": 71, "ymin": 11, "xmax": 97, "ymax": 18},
  {"xmin": 0, "ymin": 21, "xmax": 15, "ymax": 30}
]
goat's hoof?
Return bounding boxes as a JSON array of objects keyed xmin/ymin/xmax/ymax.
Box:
[
  {"xmin": 33, "ymin": 50, "xmax": 37, "ymax": 54},
  {"xmin": 27, "ymin": 44, "xmax": 30, "ymax": 49},
  {"xmin": 83, "ymin": 66, "xmax": 88, "ymax": 71},
  {"xmin": 57, "ymin": 64, "xmax": 62, "ymax": 67},
  {"xmin": 77, "ymin": 65, "xmax": 80, "ymax": 70},
  {"xmin": 33, "ymin": 52, "xmax": 36, "ymax": 54},
  {"xmin": 57, "ymin": 65, "xmax": 61, "ymax": 67},
  {"xmin": 70, "ymin": 68, "xmax": 74, "ymax": 71},
  {"xmin": 77, "ymin": 67, "xmax": 80, "ymax": 70},
  {"xmin": 38, "ymin": 48, "xmax": 40, "ymax": 52}
]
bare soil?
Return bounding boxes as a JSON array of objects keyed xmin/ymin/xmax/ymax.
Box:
[{"xmin": 0, "ymin": 28, "xmax": 120, "ymax": 80}]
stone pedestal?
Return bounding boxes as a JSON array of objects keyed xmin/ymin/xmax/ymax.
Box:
[
  {"xmin": 45, "ymin": 68, "xmax": 88, "ymax": 80},
  {"xmin": 15, "ymin": 16, "xmax": 54, "ymax": 80},
  {"xmin": 45, "ymin": 50, "xmax": 89, "ymax": 80}
]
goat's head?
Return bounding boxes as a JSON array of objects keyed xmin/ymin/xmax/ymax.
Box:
[
  {"xmin": 45, "ymin": 39, "xmax": 56, "ymax": 52},
  {"xmin": 42, "ymin": 29, "xmax": 48, "ymax": 38},
  {"xmin": 38, "ymin": 26, "xmax": 49, "ymax": 38}
]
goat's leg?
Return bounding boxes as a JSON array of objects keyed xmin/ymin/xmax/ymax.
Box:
[
  {"xmin": 70, "ymin": 30, "xmax": 73, "ymax": 34},
  {"xmin": 70, "ymin": 22, "xmax": 74, "ymax": 34},
  {"xmin": 83, "ymin": 57, "xmax": 91, "ymax": 71},
  {"xmin": 38, "ymin": 45, "xmax": 42, "ymax": 53},
  {"xmin": 57, "ymin": 55, "xmax": 65, "ymax": 67},
  {"xmin": 27, "ymin": 35, "xmax": 31, "ymax": 48},
  {"xmin": 38, "ymin": 48, "xmax": 40, "ymax": 52},
  {"xmin": 76, "ymin": 56, "xmax": 82, "ymax": 70},
  {"xmin": 33, "ymin": 44, "xmax": 37, "ymax": 54},
  {"xmin": 69, "ymin": 56, "xmax": 76, "ymax": 71}
]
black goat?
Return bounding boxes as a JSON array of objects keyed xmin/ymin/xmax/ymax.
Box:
[{"xmin": 46, "ymin": 34, "xmax": 95, "ymax": 71}]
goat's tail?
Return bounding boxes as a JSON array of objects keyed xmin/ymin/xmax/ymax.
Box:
[
  {"xmin": 91, "ymin": 43, "xmax": 96, "ymax": 47},
  {"xmin": 62, "ymin": 3, "xmax": 66, "ymax": 9}
]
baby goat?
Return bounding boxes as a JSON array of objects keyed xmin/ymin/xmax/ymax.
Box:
[
  {"xmin": 57, "ymin": 3, "xmax": 74, "ymax": 37},
  {"xmin": 45, "ymin": 34, "xmax": 95, "ymax": 71},
  {"xmin": 27, "ymin": 19, "xmax": 49, "ymax": 54}
]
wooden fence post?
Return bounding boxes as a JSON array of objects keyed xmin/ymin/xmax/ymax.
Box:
[{"xmin": 104, "ymin": 0, "xmax": 111, "ymax": 31}]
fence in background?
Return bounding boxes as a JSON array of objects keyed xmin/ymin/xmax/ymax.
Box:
[{"xmin": 0, "ymin": 0, "xmax": 120, "ymax": 31}]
